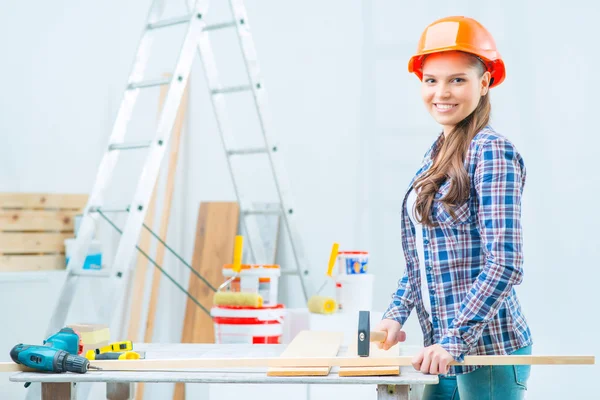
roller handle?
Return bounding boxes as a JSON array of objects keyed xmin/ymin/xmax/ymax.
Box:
[
  {"xmin": 326, "ymin": 243, "xmax": 339, "ymax": 277},
  {"xmin": 232, "ymin": 235, "xmax": 243, "ymax": 274}
]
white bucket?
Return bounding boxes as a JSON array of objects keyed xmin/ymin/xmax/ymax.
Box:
[
  {"xmin": 211, "ymin": 304, "xmax": 285, "ymax": 344},
  {"xmin": 337, "ymin": 251, "xmax": 369, "ymax": 275},
  {"xmin": 335, "ymin": 273, "xmax": 374, "ymax": 312},
  {"xmin": 222, "ymin": 264, "xmax": 281, "ymax": 306}
]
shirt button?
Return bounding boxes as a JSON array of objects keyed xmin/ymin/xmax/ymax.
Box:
[
  {"xmin": 423, "ymin": 239, "xmax": 429, "ymax": 245},
  {"xmin": 432, "ymin": 316, "xmax": 438, "ymax": 322},
  {"xmin": 430, "ymin": 289, "xmax": 435, "ymax": 295}
]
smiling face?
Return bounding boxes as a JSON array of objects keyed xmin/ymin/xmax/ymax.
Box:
[{"xmin": 421, "ymin": 51, "xmax": 491, "ymax": 136}]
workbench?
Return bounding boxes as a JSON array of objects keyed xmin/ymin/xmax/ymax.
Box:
[{"xmin": 10, "ymin": 343, "xmax": 438, "ymax": 400}]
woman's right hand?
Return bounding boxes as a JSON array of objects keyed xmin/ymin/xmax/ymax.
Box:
[{"xmin": 375, "ymin": 318, "xmax": 407, "ymax": 350}]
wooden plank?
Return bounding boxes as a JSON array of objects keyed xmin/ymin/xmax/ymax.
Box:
[
  {"xmin": 125, "ymin": 165, "xmax": 158, "ymax": 341},
  {"xmin": 0, "ymin": 254, "xmax": 65, "ymax": 271},
  {"xmin": 126, "ymin": 73, "xmax": 173, "ymax": 345},
  {"xmin": 144, "ymin": 74, "xmax": 189, "ymax": 341},
  {"xmin": 173, "ymin": 202, "xmax": 240, "ymax": 400},
  {"xmin": 127, "ymin": 75, "xmax": 169, "ymax": 400},
  {"xmin": 182, "ymin": 202, "xmax": 240, "ymax": 343},
  {"xmin": 339, "ymin": 340, "xmax": 400, "ymax": 377},
  {"xmin": 0, "ymin": 193, "xmax": 87, "ymax": 210},
  {"xmin": 4, "ymin": 353, "xmax": 594, "ymax": 373},
  {"xmin": 267, "ymin": 330, "xmax": 343, "ymax": 376},
  {"xmin": 1, "ymin": 353, "xmax": 595, "ymax": 373},
  {"xmin": 0, "ymin": 210, "xmax": 77, "ymax": 231},
  {"xmin": 136, "ymin": 74, "xmax": 189, "ymax": 400},
  {"xmin": 0, "ymin": 232, "xmax": 71, "ymax": 253}
]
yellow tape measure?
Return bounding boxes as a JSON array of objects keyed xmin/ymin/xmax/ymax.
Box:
[{"xmin": 89, "ymin": 340, "xmax": 133, "ymax": 356}]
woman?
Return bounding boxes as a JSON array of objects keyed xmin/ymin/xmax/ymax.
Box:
[{"xmin": 376, "ymin": 16, "xmax": 534, "ymax": 399}]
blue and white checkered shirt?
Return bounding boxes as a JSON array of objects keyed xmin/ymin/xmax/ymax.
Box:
[{"xmin": 384, "ymin": 126, "xmax": 533, "ymax": 376}]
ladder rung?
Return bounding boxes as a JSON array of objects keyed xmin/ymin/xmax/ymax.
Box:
[
  {"xmin": 281, "ymin": 268, "xmax": 307, "ymax": 276},
  {"xmin": 204, "ymin": 21, "xmax": 237, "ymax": 31},
  {"xmin": 128, "ymin": 77, "xmax": 171, "ymax": 90},
  {"xmin": 211, "ymin": 84, "xmax": 252, "ymax": 95},
  {"xmin": 227, "ymin": 147, "xmax": 268, "ymax": 156},
  {"xmin": 69, "ymin": 269, "xmax": 111, "ymax": 278},
  {"xmin": 88, "ymin": 206, "xmax": 130, "ymax": 213},
  {"xmin": 242, "ymin": 209, "xmax": 282, "ymax": 216},
  {"xmin": 108, "ymin": 141, "xmax": 153, "ymax": 151},
  {"xmin": 147, "ymin": 13, "xmax": 195, "ymax": 30}
]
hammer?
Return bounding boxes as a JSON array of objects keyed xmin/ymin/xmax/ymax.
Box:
[{"xmin": 357, "ymin": 310, "xmax": 387, "ymax": 357}]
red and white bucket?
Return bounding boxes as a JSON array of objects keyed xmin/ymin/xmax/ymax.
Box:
[{"xmin": 211, "ymin": 304, "xmax": 285, "ymax": 344}]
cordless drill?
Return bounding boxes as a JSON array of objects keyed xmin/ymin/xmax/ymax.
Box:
[{"xmin": 10, "ymin": 327, "xmax": 98, "ymax": 373}]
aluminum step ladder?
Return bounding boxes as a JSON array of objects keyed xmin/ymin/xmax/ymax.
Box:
[{"xmin": 42, "ymin": 0, "xmax": 312, "ymax": 345}]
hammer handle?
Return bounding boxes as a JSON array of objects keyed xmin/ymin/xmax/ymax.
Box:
[{"xmin": 370, "ymin": 330, "xmax": 387, "ymax": 342}]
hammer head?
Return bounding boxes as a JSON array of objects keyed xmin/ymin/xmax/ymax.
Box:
[{"xmin": 357, "ymin": 310, "xmax": 371, "ymax": 357}]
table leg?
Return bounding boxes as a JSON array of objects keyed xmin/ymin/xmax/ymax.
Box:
[
  {"xmin": 376, "ymin": 384, "xmax": 409, "ymax": 400},
  {"xmin": 41, "ymin": 382, "xmax": 76, "ymax": 400},
  {"xmin": 107, "ymin": 382, "xmax": 134, "ymax": 400}
]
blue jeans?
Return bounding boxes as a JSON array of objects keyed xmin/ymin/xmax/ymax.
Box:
[{"xmin": 422, "ymin": 345, "xmax": 532, "ymax": 400}]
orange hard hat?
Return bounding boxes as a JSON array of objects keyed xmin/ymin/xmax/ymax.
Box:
[{"xmin": 408, "ymin": 16, "xmax": 505, "ymax": 88}]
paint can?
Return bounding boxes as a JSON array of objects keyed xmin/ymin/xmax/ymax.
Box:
[
  {"xmin": 337, "ymin": 251, "xmax": 369, "ymax": 274},
  {"xmin": 335, "ymin": 273, "xmax": 374, "ymax": 312},
  {"xmin": 222, "ymin": 264, "xmax": 281, "ymax": 305},
  {"xmin": 211, "ymin": 304, "xmax": 285, "ymax": 344}
]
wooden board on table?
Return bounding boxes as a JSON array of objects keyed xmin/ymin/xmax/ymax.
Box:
[
  {"xmin": 339, "ymin": 340, "xmax": 400, "ymax": 377},
  {"xmin": 267, "ymin": 330, "xmax": 344, "ymax": 377}
]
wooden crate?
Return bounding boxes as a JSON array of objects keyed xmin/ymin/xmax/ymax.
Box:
[{"xmin": 0, "ymin": 193, "xmax": 88, "ymax": 272}]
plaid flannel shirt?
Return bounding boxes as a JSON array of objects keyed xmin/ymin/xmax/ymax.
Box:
[{"xmin": 384, "ymin": 126, "xmax": 533, "ymax": 376}]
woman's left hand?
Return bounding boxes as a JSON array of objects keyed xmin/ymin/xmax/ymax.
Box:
[{"xmin": 411, "ymin": 344, "xmax": 454, "ymax": 375}]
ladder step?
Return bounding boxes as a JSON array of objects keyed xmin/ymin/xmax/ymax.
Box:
[
  {"xmin": 69, "ymin": 269, "xmax": 111, "ymax": 278},
  {"xmin": 204, "ymin": 21, "xmax": 237, "ymax": 31},
  {"xmin": 88, "ymin": 206, "xmax": 130, "ymax": 213},
  {"xmin": 108, "ymin": 141, "xmax": 153, "ymax": 151},
  {"xmin": 211, "ymin": 84, "xmax": 252, "ymax": 95},
  {"xmin": 242, "ymin": 208, "xmax": 281, "ymax": 216},
  {"xmin": 147, "ymin": 13, "xmax": 195, "ymax": 30},
  {"xmin": 281, "ymin": 268, "xmax": 307, "ymax": 276},
  {"xmin": 227, "ymin": 147, "xmax": 268, "ymax": 156},
  {"xmin": 128, "ymin": 77, "xmax": 171, "ymax": 90}
]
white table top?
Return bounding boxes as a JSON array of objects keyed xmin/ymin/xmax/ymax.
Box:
[{"xmin": 9, "ymin": 343, "xmax": 438, "ymax": 386}]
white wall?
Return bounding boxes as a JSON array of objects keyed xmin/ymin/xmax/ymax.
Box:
[{"xmin": 1, "ymin": 0, "xmax": 598, "ymax": 399}]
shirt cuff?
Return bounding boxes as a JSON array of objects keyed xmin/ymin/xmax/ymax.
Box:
[
  {"xmin": 439, "ymin": 333, "xmax": 469, "ymax": 362},
  {"xmin": 382, "ymin": 303, "xmax": 410, "ymax": 327}
]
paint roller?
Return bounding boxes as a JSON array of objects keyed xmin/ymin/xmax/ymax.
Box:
[
  {"xmin": 213, "ymin": 235, "xmax": 264, "ymax": 308},
  {"xmin": 307, "ymin": 243, "xmax": 339, "ymax": 314}
]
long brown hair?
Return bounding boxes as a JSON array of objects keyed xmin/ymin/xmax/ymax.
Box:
[{"xmin": 413, "ymin": 54, "xmax": 491, "ymax": 226}]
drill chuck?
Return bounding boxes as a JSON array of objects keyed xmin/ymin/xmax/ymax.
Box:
[{"xmin": 63, "ymin": 353, "xmax": 89, "ymax": 373}]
